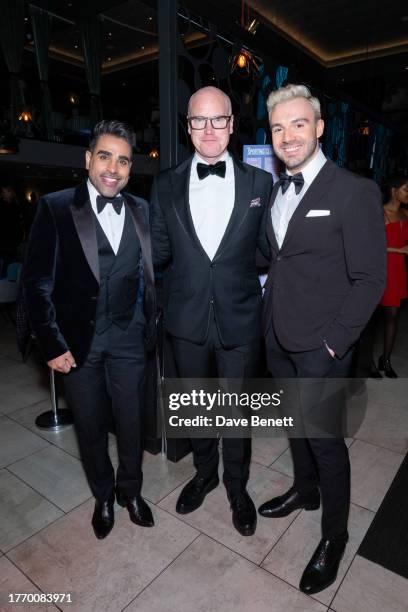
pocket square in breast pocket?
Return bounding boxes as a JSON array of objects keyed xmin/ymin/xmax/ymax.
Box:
[
  {"xmin": 306, "ymin": 210, "xmax": 330, "ymax": 217},
  {"xmin": 250, "ymin": 197, "xmax": 261, "ymax": 208}
]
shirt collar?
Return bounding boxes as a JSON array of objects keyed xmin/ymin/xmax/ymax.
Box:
[
  {"xmin": 87, "ymin": 178, "xmax": 122, "ymax": 213},
  {"xmin": 193, "ymin": 150, "xmax": 231, "ymax": 168},
  {"xmin": 287, "ymin": 147, "xmax": 326, "ymax": 186}
]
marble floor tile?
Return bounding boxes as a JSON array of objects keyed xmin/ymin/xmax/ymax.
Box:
[
  {"xmin": 354, "ymin": 398, "xmax": 408, "ymax": 455},
  {"xmin": 331, "ymin": 555, "xmax": 408, "ymax": 612},
  {"xmin": 0, "ymin": 416, "xmax": 49, "ymax": 468},
  {"xmin": 270, "ymin": 446, "xmax": 294, "ymax": 478},
  {"xmin": 0, "ymin": 362, "xmax": 50, "ymax": 414},
  {"xmin": 0, "ymin": 556, "xmax": 57, "ymax": 611},
  {"xmin": 9, "ymin": 401, "xmax": 81, "ymax": 459},
  {"xmin": 159, "ymin": 463, "xmax": 298, "ymax": 564},
  {"xmin": 270, "ymin": 437, "xmax": 355, "ymax": 481},
  {"xmin": 261, "ymin": 502, "xmax": 374, "ymax": 607},
  {"xmin": 8, "ymin": 445, "xmax": 91, "ymax": 512},
  {"xmin": 0, "ymin": 469, "xmax": 63, "ymax": 552},
  {"xmin": 366, "ymin": 378, "xmax": 408, "ymax": 411},
  {"xmin": 349, "ymin": 439, "xmax": 404, "ymax": 512},
  {"xmin": 251, "ymin": 436, "xmax": 289, "ymax": 467},
  {"xmin": 140, "ymin": 451, "xmax": 195, "ymax": 503},
  {"xmin": 9, "ymin": 500, "xmax": 199, "ymax": 612},
  {"xmin": 125, "ymin": 534, "xmax": 327, "ymax": 612}
]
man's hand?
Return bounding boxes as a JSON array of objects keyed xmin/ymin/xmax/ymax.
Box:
[{"xmin": 47, "ymin": 351, "xmax": 77, "ymax": 373}]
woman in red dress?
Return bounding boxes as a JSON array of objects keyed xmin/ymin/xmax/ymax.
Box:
[{"xmin": 378, "ymin": 174, "xmax": 408, "ymax": 377}]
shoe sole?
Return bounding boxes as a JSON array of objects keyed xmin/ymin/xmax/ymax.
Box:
[
  {"xmin": 176, "ymin": 478, "xmax": 219, "ymax": 514},
  {"xmin": 259, "ymin": 501, "xmax": 320, "ymax": 518}
]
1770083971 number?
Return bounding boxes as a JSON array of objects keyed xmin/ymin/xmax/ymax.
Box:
[{"xmin": 8, "ymin": 593, "xmax": 73, "ymax": 604}]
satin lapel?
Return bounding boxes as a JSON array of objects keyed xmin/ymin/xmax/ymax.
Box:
[
  {"xmin": 213, "ymin": 159, "xmax": 253, "ymax": 260},
  {"xmin": 125, "ymin": 196, "xmax": 154, "ymax": 289},
  {"xmin": 70, "ymin": 187, "xmax": 99, "ymax": 284},
  {"xmin": 266, "ymin": 182, "xmax": 280, "ymax": 254},
  {"xmin": 172, "ymin": 158, "xmax": 210, "ymax": 259},
  {"xmin": 281, "ymin": 160, "xmax": 335, "ymax": 250}
]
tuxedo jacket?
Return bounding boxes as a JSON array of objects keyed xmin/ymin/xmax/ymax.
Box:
[
  {"xmin": 262, "ymin": 160, "xmax": 386, "ymax": 358},
  {"xmin": 23, "ymin": 182, "xmax": 156, "ymax": 366},
  {"xmin": 150, "ymin": 156, "xmax": 273, "ymax": 347}
]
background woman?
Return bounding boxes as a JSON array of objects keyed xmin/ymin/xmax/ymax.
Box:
[{"xmin": 378, "ymin": 174, "xmax": 408, "ymax": 377}]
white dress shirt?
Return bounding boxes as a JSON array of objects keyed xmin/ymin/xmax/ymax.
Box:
[
  {"xmin": 189, "ymin": 151, "xmax": 235, "ymax": 260},
  {"xmin": 87, "ymin": 179, "xmax": 125, "ymax": 255},
  {"xmin": 272, "ymin": 148, "xmax": 326, "ymax": 249}
]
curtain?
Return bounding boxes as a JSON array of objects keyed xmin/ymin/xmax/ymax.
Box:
[
  {"xmin": 369, "ymin": 123, "xmax": 393, "ymax": 183},
  {"xmin": 80, "ymin": 14, "xmax": 102, "ymax": 121},
  {"xmin": 29, "ymin": 5, "xmax": 54, "ymax": 141},
  {"xmin": 275, "ymin": 66, "xmax": 288, "ymax": 89},
  {"xmin": 0, "ymin": 0, "xmax": 26, "ymax": 131},
  {"xmin": 324, "ymin": 101, "xmax": 349, "ymax": 167}
]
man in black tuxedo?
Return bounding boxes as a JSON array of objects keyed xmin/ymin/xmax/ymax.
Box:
[
  {"xmin": 151, "ymin": 86, "xmax": 272, "ymax": 536},
  {"xmin": 23, "ymin": 120, "xmax": 156, "ymax": 539},
  {"xmin": 258, "ymin": 85, "xmax": 386, "ymax": 593}
]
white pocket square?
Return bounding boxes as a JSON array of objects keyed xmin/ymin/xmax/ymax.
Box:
[
  {"xmin": 250, "ymin": 197, "xmax": 261, "ymax": 208},
  {"xmin": 306, "ymin": 210, "xmax": 330, "ymax": 217}
]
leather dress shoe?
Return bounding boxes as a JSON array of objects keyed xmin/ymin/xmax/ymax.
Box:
[
  {"xmin": 258, "ymin": 486, "xmax": 320, "ymax": 518},
  {"xmin": 299, "ymin": 538, "xmax": 346, "ymax": 594},
  {"xmin": 176, "ymin": 473, "xmax": 219, "ymax": 514},
  {"xmin": 116, "ymin": 491, "xmax": 154, "ymax": 527},
  {"xmin": 378, "ymin": 355, "xmax": 397, "ymax": 378},
  {"xmin": 228, "ymin": 490, "xmax": 257, "ymax": 536},
  {"xmin": 92, "ymin": 496, "xmax": 115, "ymax": 539}
]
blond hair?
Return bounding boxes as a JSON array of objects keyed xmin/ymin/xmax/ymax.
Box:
[{"xmin": 266, "ymin": 84, "xmax": 321, "ymax": 120}]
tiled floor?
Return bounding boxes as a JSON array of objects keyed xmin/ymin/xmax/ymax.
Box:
[{"xmin": 0, "ymin": 308, "xmax": 407, "ymax": 612}]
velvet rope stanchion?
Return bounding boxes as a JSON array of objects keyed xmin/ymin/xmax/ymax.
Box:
[{"xmin": 35, "ymin": 368, "xmax": 74, "ymax": 431}]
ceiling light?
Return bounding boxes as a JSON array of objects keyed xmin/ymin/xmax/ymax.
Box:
[
  {"xmin": 19, "ymin": 111, "xmax": 32, "ymax": 123},
  {"xmin": 246, "ymin": 19, "xmax": 259, "ymax": 35}
]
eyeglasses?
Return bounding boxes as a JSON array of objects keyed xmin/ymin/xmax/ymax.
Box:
[{"xmin": 187, "ymin": 115, "xmax": 232, "ymax": 130}]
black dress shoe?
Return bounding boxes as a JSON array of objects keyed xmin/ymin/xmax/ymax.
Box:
[
  {"xmin": 116, "ymin": 491, "xmax": 154, "ymax": 527},
  {"xmin": 299, "ymin": 538, "xmax": 346, "ymax": 595},
  {"xmin": 228, "ymin": 490, "xmax": 257, "ymax": 536},
  {"xmin": 378, "ymin": 355, "xmax": 398, "ymax": 378},
  {"xmin": 92, "ymin": 497, "xmax": 115, "ymax": 539},
  {"xmin": 176, "ymin": 473, "xmax": 219, "ymax": 514},
  {"xmin": 258, "ymin": 486, "xmax": 320, "ymax": 518}
]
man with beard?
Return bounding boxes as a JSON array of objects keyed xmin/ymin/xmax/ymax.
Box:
[
  {"xmin": 23, "ymin": 120, "xmax": 156, "ymax": 539},
  {"xmin": 258, "ymin": 84, "xmax": 386, "ymax": 594}
]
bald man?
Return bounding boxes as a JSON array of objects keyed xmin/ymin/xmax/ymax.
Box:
[{"xmin": 151, "ymin": 86, "xmax": 273, "ymax": 536}]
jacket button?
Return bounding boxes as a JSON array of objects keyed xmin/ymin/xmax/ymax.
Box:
[
  {"xmin": 276, "ymin": 256, "xmax": 282, "ymax": 261},
  {"xmin": 210, "ymin": 263, "xmax": 216, "ymax": 268},
  {"xmin": 90, "ymin": 320, "xmax": 95, "ymax": 327}
]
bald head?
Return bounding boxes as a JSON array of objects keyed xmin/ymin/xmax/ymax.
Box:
[
  {"xmin": 187, "ymin": 86, "xmax": 232, "ymax": 117},
  {"xmin": 186, "ymin": 86, "xmax": 234, "ymax": 163}
]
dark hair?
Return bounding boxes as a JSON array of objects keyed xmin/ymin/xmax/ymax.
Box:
[
  {"xmin": 381, "ymin": 173, "xmax": 408, "ymax": 204},
  {"xmin": 89, "ymin": 120, "xmax": 136, "ymax": 156}
]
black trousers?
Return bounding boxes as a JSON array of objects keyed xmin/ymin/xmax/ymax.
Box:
[
  {"xmin": 265, "ymin": 324, "xmax": 353, "ymax": 541},
  {"xmin": 170, "ymin": 316, "xmax": 260, "ymax": 496},
  {"xmin": 64, "ymin": 308, "xmax": 146, "ymax": 502}
]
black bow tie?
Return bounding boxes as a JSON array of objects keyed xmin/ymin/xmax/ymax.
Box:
[
  {"xmin": 197, "ymin": 160, "xmax": 226, "ymax": 180},
  {"xmin": 96, "ymin": 195, "xmax": 124, "ymax": 215},
  {"xmin": 279, "ymin": 172, "xmax": 304, "ymax": 195}
]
